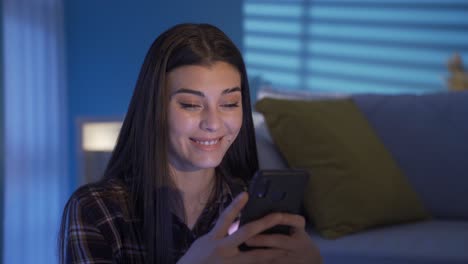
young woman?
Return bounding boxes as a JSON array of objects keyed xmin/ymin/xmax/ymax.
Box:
[{"xmin": 59, "ymin": 23, "xmax": 322, "ymax": 264}]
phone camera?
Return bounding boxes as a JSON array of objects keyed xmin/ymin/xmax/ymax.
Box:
[{"xmin": 255, "ymin": 178, "xmax": 270, "ymax": 198}]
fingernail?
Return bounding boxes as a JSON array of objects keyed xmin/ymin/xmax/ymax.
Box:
[{"xmin": 228, "ymin": 220, "xmax": 240, "ymax": 235}]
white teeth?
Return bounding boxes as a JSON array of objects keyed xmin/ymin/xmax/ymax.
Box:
[{"xmin": 195, "ymin": 139, "xmax": 219, "ymax": 145}]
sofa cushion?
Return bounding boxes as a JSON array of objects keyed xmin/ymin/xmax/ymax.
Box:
[
  {"xmin": 353, "ymin": 91, "xmax": 468, "ymax": 219},
  {"xmin": 255, "ymin": 98, "xmax": 429, "ymax": 239},
  {"xmin": 254, "ymin": 87, "xmax": 348, "ymax": 170},
  {"xmin": 253, "ymin": 112, "xmax": 288, "ymax": 169},
  {"xmin": 308, "ymin": 220, "xmax": 468, "ymax": 264}
]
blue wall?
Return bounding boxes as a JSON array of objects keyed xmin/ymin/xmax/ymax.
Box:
[{"xmin": 64, "ymin": 0, "xmax": 243, "ymax": 192}]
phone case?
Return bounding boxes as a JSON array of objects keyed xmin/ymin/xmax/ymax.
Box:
[{"xmin": 238, "ymin": 169, "xmax": 309, "ymax": 251}]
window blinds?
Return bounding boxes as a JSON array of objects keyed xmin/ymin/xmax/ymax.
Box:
[{"xmin": 244, "ymin": 0, "xmax": 468, "ymax": 94}]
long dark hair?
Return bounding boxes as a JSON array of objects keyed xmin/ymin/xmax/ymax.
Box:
[{"xmin": 59, "ymin": 23, "xmax": 258, "ymax": 263}]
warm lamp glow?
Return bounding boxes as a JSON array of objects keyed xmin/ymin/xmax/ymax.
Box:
[{"xmin": 82, "ymin": 122, "xmax": 122, "ymax": 151}]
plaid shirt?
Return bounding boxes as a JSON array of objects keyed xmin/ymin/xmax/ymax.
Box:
[{"xmin": 63, "ymin": 177, "xmax": 244, "ymax": 263}]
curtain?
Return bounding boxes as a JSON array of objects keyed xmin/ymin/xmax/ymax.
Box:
[{"xmin": 2, "ymin": 0, "xmax": 68, "ymax": 263}]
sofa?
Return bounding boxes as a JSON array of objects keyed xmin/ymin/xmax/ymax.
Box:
[{"xmin": 253, "ymin": 89, "xmax": 468, "ymax": 264}]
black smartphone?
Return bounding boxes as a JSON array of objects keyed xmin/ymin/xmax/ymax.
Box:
[{"xmin": 238, "ymin": 169, "xmax": 310, "ymax": 251}]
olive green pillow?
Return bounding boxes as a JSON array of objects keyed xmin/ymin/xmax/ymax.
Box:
[{"xmin": 256, "ymin": 98, "xmax": 429, "ymax": 239}]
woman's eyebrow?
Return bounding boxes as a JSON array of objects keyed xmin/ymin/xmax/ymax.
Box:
[
  {"xmin": 222, "ymin": 87, "xmax": 241, "ymax": 94},
  {"xmin": 171, "ymin": 88, "xmax": 204, "ymax": 97},
  {"xmin": 171, "ymin": 87, "xmax": 241, "ymax": 97}
]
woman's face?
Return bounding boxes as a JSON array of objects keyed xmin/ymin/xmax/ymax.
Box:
[{"xmin": 166, "ymin": 61, "xmax": 243, "ymax": 172}]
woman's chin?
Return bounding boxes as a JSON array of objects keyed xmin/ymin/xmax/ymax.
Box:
[{"xmin": 192, "ymin": 159, "xmax": 223, "ymax": 170}]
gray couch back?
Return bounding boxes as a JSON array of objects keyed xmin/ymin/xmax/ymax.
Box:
[{"xmin": 353, "ymin": 91, "xmax": 468, "ymax": 219}]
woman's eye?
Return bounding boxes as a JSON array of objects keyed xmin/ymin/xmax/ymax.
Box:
[
  {"xmin": 180, "ymin": 103, "xmax": 201, "ymax": 109},
  {"xmin": 222, "ymin": 102, "xmax": 240, "ymax": 108}
]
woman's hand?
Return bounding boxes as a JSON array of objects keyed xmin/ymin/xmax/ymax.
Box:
[
  {"xmin": 178, "ymin": 192, "xmax": 318, "ymax": 264},
  {"xmin": 244, "ymin": 214, "xmax": 322, "ymax": 264}
]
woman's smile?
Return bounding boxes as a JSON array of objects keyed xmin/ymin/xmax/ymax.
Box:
[{"xmin": 189, "ymin": 136, "xmax": 223, "ymax": 150}]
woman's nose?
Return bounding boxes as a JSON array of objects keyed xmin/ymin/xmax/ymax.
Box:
[{"xmin": 200, "ymin": 107, "xmax": 222, "ymax": 132}]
